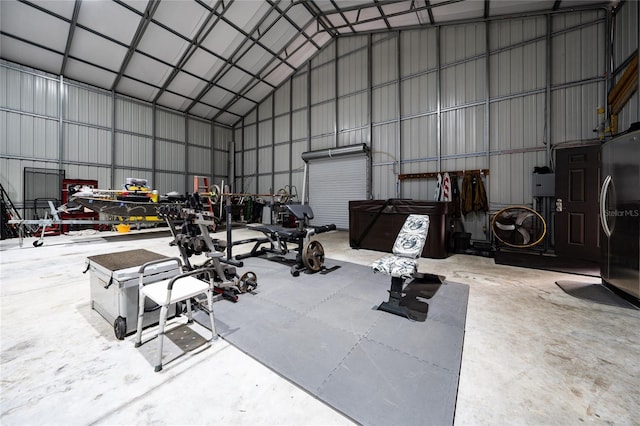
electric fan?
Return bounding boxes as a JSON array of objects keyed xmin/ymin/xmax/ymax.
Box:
[{"xmin": 491, "ymin": 206, "xmax": 547, "ymax": 249}]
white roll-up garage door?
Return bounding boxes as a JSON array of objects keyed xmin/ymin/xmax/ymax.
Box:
[{"xmin": 307, "ymin": 154, "xmax": 368, "ymax": 230}]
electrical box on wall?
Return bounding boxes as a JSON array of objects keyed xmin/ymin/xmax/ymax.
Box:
[{"xmin": 533, "ymin": 173, "xmax": 555, "ymax": 197}]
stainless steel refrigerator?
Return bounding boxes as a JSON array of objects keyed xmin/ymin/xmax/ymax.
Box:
[{"xmin": 600, "ymin": 128, "xmax": 640, "ymax": 299}]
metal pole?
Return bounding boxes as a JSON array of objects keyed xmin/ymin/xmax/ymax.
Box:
[{"xmin": 396, "ymin": 31, "xmax": 402, "ymax": 198}]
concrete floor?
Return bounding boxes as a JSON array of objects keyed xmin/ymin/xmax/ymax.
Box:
[{"xmin": 1, "ymin": 226, "xmax": 638, "ymax": 425}]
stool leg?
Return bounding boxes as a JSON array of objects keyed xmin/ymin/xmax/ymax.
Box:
[
  {"xmin": 154, "ymin": 304, "xmax": 168, "ymax": 372},
  {"xmin": 134, "ymin": 291, "xmax": 145, "ymax": 347},
  {"xmin": 186, "ymin": 298, "xmax": 193, "ymax": 323},
  {"xmin": 207, "ymin": 289, "xmax": 217, "ymax": 341}
]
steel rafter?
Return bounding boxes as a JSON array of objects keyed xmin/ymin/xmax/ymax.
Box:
[
  {"xmin": 196, "ymin": 0, "xmax": 297, "ymax": 73},
  {"xmin": 374, "ymin": 0, "xmax": 393, "ymax": 30},
  {"xmin": 484, "ymin": 0, "xmax": 490, "ymax": 19},
  {"xmin": 329, "ymin": 0, "xmax": 357, "ymax": 33},
  {"xmin": 185, "ymin": 0, "xmax": 283, "ymax": 114},
  {"xmin": 269, "ymin": 0, "xmax": 321, "ymax": 50},
  {"xmin": 152, "ymin": 0, "xmax": 229, "ymax": 104},
  {"xmin": 315, "ymin": 0, "xmax": 466, "ymax": 32},
  {"xmin": 305, "ymin": 0, "xmax": 339, "ymax": 37},
  {"xmin": 60, "ymin": 0, "xmax": 82, "ymax": 76},
  {"xmin": 212, "ymin": 11, "xmax": 321, "ymax": 122},
  {"xmin": 422, "ymin": 0, "xmax": 436, "ymax": 25},
  {"xmin": 111, "ymin": 0, "xmax": 160, "ymax": 92}
]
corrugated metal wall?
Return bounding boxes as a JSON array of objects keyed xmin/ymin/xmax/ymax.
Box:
[
  {"xmin": 1, "ymin": 5, "xmax": 637, "ymax": 235},
  {"xmin": 232, "ymin": 7, "xmax": 633, "ymax": 241},
  {"xmin": 612, "ymin": 0, "xmax": 639, "ymax": 132},
  {"xmin": 0, "ymin": 61, "xmax": 233, "ymax": 214}
]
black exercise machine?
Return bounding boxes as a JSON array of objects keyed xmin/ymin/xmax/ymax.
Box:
[{"xmin": 235, "ymin": 204, "xmax": 336, "ymax": 276}]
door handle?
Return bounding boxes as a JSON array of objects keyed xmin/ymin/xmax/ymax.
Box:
[{"xmin": 600, "ymin": 175, "xmax": 612, "ymax": 238}]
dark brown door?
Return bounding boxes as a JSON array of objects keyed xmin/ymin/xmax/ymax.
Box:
[{"xmin": 554, "ymin": 145, "xmax": 601, "ymax": 261}]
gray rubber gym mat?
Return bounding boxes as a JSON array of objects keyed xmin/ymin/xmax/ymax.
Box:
[{"xmin": 213, "ymin": 257, "xmax": 469, "ymax": 425}]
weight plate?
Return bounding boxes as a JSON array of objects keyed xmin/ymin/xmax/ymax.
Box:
[
  {"xmin": 238, "ymin": 271, "xmax": 258, "ymax": 292},
  {"xmin": 302, "ymin": 240, "xmax": 324, "ymax": 272}
]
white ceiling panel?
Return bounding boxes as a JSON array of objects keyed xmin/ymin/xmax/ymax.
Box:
[
  {"xmin": 261, "ymin": 17, "xmax": 297, "ymax": 53},
  {"xmin": 218, "ymin": 67, "xmax": 253, "ymax": 93},
  {"xmin": 358, "ymin": 6, "xmax": 383, "ymax": 21},
  {"xmin": 224, "ymin": 1, "xmax": 270, "ymax": 32},
  {"xmin": 77, "ymin": 1, "xmax": 141, "ymax": 45},
  {"xmin": 182, "ymin": 48, "xmax": 225, "ymax": 80},
  {"xmin": 156, "ymin": 91, "xmax": 190, "ymax": 111},
  {"xmin": 189, "ymin": 103, "xmax": 218, "ymax": 120},
  {"xmin": 226, "ymin": 97, "xmax": 255, "ymax": 116},
  {"xmin": 216, "ymin": 111, "xmax": 239, "ymax": 126},
  {"xmin": 288, "ymin": 41, "xmax": 317, "ymax": 68},
  {"xmin": 30, "ymin": 0, "xmax": 76, "ymax": 19},
  {"xmin": 388, "ymin": 13, "xmax": 421, "ymax": 28},
  {"xmin": 432, "ymin": 1, "xmax": 485, "ymax": 22},
  {"xmin": 153, "ymin": 0, "xmax": 209, "ymax": 39},
  {"xmin": 490, "ymin": 1, "xmax": 558, "ymax": 17},
  {"xmin": 237, "ymin": 44, "xmax": 273, "ymax": 72},
  {"xmin": 65, "ymin": 58, "xmax": 116, "ymax": 90},
  {"xmin": 116, "ymin": 76, "xmax": 158, "ymax": 102},
  {"xmin": 0, "ymin": 36, "xmax": 63, "ymax": 76},
  {"xmin": 168, "ymin": 71, "xmax": 207, "ymax": 99},
  {"xmin": 201, "ymin": 86, "xmax": 235, "ymax": 108},
  {"xmin": 69, "ymin": 28, "xmax": 128, "ymax": 72},
  {"xmin": 1, "ymin": 1, "xmax": 69, "ymax": 52},
  {"xmin": 125, "ymin": 1, "xmax": 151, "ymax": 14},
  {"xmin": 201, "ymin": 20, "xmax": 244, "ymax": 58},
  {"xmin": 137, "ymin": 23, "xmax": 190, "ymax": 65},
  {"xmin": 264, "ymin": 62, "xmax": 295, "ymax": 87},
  {"xmin": 124, "ymin": 53, "xmax": 173, "ymax": 87},
  {"xmin": 245, "ymin": 81, "xmax": 274, "ymax": 103}
]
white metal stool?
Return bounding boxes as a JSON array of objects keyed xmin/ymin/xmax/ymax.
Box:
[{"xmin": 134, "ymin": 258, "xmax": 217, "ymax": 372}]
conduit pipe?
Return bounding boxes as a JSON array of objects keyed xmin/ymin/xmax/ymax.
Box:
[{"xmin": 301, "ymin": 143, "xmax": 369, "ymax": 162}]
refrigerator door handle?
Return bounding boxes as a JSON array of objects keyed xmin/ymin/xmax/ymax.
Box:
[{"xmin": 600, "ymin": 175, "xmax": 612, "ymax": 238}]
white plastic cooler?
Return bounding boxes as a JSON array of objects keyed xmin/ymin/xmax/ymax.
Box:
[{"xmin": 87, "ymin": 249, "xmax": 180, "ymax": 339}]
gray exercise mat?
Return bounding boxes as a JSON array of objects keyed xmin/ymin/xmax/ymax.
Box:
[{"xmin": 212, "ymin": 257, "xmax": 469, "ymax": 425}]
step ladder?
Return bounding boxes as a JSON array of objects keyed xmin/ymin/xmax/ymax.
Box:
[
  {"xmin": 193, "ymin": 176, "xmax": 215, "ymax": 216},
  {"xmin": 1, "ymin": 183, "xmax": 29, "ymax": 239}
]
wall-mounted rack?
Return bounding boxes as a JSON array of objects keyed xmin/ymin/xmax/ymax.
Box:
[{"xmin": 398, "ymin": 169, "xmax": 490, "ymax": 181}]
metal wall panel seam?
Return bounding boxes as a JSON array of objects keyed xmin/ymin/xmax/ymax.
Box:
[
  {"xmin": 485, "ymin": 20, "xmax": 490, "ymax": 203},
  {"xmin": 152, "ymin": 104, "xmax": 157, "ymax": 189},
  {"xmin": 436, "ymin": 26, "xmax": 442, "ymax": 174},
  {"xmin": 0, "ymin": 107, "xmax": 58, "ymax": 122},
  {"xmin": 184, "ymin": 114, "xmax": 189, "ymax": 194},
  {"xmin": 307, "ymin": 61, "xmax": 312, "ymax": 157},
  {"xmin": 271, "ymin": 92, "xmax": 276, "ymax": 191},
  {"xmin": 58, "ymin": 75, "xmax": 63, "ymax": 171},
  {"xmin": 289, "ymin": 76, "xmax": 294, "ymax": 188},
  {"xmin": 0, "ymin": 62, "xmax": 58, "ymax": 82},
  {"xmin": 335, "ymin": 38, "xmax": 339, "ymax": 148},
  {"xmin": 210, "ymin": 121, "xmax": 215, "ymax": 179},
  {"xmin": 366, "ymin": 34, "xmax": 373, "ymax": 155},
  {"xmin": 396, "ymin": 31, "xmax": 402, "ymax": 198},
  {"xmin": 111, "ymin": 90, "xmax": 116, "ymax": 189}
]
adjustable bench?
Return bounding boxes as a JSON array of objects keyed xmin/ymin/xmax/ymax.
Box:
[
  {"xmin": 371, "ymin": 214, "xmax": 444, "ymax": 319},
  {"xmin": 236, "ymin": 204, "xmax": 336, "ymax": 276}
]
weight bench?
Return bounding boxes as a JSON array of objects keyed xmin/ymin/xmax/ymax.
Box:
[
  {"xmin": 371, "ymin": 214, "xmax": 444, "ymax": 319},
  {"xmin": 236, "ymin": 204, "xmax": 336, "ymax": 276}
]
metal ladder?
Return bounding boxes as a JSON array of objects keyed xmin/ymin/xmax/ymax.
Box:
[
  {"xmin": 1, "ymin": 183, "xmax": 28, "ymax": 239},
  {"xmin": 193, "ymin": 176, "xmax": 215, "ymax": 216}
]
